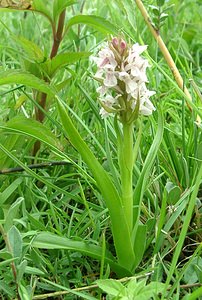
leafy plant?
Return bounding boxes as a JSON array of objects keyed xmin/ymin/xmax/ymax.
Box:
[
  {"xmin": 149, "ymin": 0, "xmax": 174, "ymax": 33},
  {"xmin": 96, "ymin": 278, "xmax": 166, "ymax": 300}
]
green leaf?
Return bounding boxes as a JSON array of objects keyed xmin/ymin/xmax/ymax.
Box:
[
  {"xmin": 66, "ymin": 15, "xmax": 117, "ymax": 34},
  {"xmin": 184, "ymin": 257, "xmax": 202, "ymax": 284},
  {"xmin": 146, "ymin": 281, "xmax": 165, "ymax": 295},
  {"xmin": 163, "ymin": 128, "xmax": 183, "ymax": 181},
  {"xmin": 0, "ymin": 250, "xmax": 12, "ymax": 260},
  {"xmin": 13, "ymin": 36, "xmax": 45, "ymax": 63},
  {"xmin": 7, "ymin": 226, "xmax": 23, "ymax": 259},
  {"xmin": 55, "ymin": 77, "xmax": 72, "ymax": 92},
  {"xmin": 132, "ymin": 111, "xmax": 164, "ymax": 257},
  {"xmin": 196, "ymin": 142, "xmax": 202, "ymax": 160},
  {"xmin": 32, "ymin": 0, "xmax": 53, "ymax": 22},
  {"xmin": 133, "ymin": 110, "xmax": 164, "ymax": 220},
  {"xmin": 18, "ymin": 283, "xmax": 30, "ymax": 300},
  {"xmin": 128, "ymin": 279, "xmax": 147, "ymax": 297},
  {"xmin": 32, "ymin": 232, "xmax": 130, "ymax": 276},
  {"xmin": 164, "ymin": 163, "xmax": 202, "ymax": 291},
  {"xmin": 157, "ymin": 0, "xmax": 165, "ymax": 6},
  {"xmin": 0, "ymin": 257, "xmax": 18, "ymax": 267},
  {"xmin": 5, "ymin": 116, "xmax": 62, "ymax": 150},
  {"xmin": 0, "ymin": 280, "xmax": 14, "ymax": 297},
  {"xmin": 133, "ymin": 225, "xmax": 147, "ymax": 268},
  {"xmin": 96, "ymin": 279, "xmax": 125, "ymax": 296},
  {"xmin": 149, "ymin": 5, "xmax": 160, "ymax": 16},
  {"xmin": 160, "ymin": 13, "xmax": 168, "ymax": 21},
  {"xmin": 0, "ymin": 70, "xmax": 54, "ymax": 96},
  {"xmin": 4, "ymin": 198, "xmax": 23, "ymax": 232},
  {"xmin": 49, "ymin": 52, "xmax": 91, "ymax": 76},
  {"xmin": 25, "ymin": 266, "xmax": 46, "ymax": 276},
  {"xmin": 187, "ymin": 286, "xmax": 202, "ymax": 300},
  {"xmin": 53, "ymin": 0, "xmax": 77, "ymax": 22},
  {"xmin": 0, "ymin": 134, "xmax": 23, "ymax": 169},
  {"xmin": 57, "ymin": 99, "xmax": 136, "ymax": 273},
  {"xmin": 17, "ymin": 260, "xmax": 27, "ymax": 283},
  {"xmin": 165, "ymin": 181, "xmax": 181, "ymax": 205},
  {"xmin": 22, "ymin": 60, "xmax": 45, "ymax": 79},
  {"xmin": 27, "ymin": 214, "xmax": 47, "ymax": 231},
  {"xmin": 0, "ymin": 178, "xmax": 22, "ymax": 205}
]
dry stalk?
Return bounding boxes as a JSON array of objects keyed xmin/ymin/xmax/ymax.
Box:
[{"xmin": 135, "ymin": 0, "xmax": 201, "ymax": 124}]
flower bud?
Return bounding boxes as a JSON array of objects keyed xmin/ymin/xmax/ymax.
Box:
[
  {"xmin": 112, "ymin": 37, "xmax": 119, "ymax": 48},
  {"xmin": 120, "ymin": 39, "xmax": 127, "ymax": 50}
]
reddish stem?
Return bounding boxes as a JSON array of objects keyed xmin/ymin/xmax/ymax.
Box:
[
  {"xmin": 50, "ymin": 10, "xmax": 66, "ymax": 59},
  {"xmin": 33, "ymin": 10, "xmax": 66, "ymax": 157}
]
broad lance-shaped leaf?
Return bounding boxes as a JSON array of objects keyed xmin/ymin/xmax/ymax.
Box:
[
  {"xmin": 0, "ymin": 178, "xmax": 22, "ymax": 205},
  {"xmin": 66, "ymin": 15, "xmax": 117, "ymax": 34},
  {"xmin": 7, "ymin": 226, "xmax": 22, "ymax": 259},
  {"xmin": 57, "ymin": 99, "xmax": 136, "ymax": 273},
  {"xmin": 49, "ymin": 52, "xmax": 91, "ymax": 76},
  {"xmin": 4, "ymin": 198, "xmax": 23, "ymax": 232},
  {"xmin": 12, "ymin": 35, "xmax": 45, "ymax": 63},
  {"xmin": 32, "ymin": 232, "xmax": 131, "ymax": 277},
  {"xmin": 4, "ymin": 116, "xmax": 62, "ymax": 150},
  {"xmin": 96, "ymin": 279, "xmax": 124, "ymax": 296},
  {"xmin": 0, "ymin": 70, "xmax": 54, "ymax": 96}
]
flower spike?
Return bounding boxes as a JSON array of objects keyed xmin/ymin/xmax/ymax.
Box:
[{"xmin": 93, "ymin": 37, "xmax": 155, "ymax": 123}]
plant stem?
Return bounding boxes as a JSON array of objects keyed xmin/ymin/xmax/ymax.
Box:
[
  {"xmin": 32, "ymin": 272, "xmax": 153, "ymax": 299},
  {"xmin": 0, "ymin": 161, "xmax": 70, "ymax": 174},
  {"xmin": 58, "ymin": 101, "xmax": 136, "ymax": 273},
  {"xmin": 119, "ymin": 122, "xmax": 134, "ymax": 233},
  {"xmin": 50, "ymin": 10, "xmax": 66, "ymax": 59},
  {"xmin": 33, "ymin": 10, "xmax": 66, "ymax": 157}
]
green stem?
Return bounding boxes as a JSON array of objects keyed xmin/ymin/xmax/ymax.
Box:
[{"xmin": 119, "ymin": 122, "xmax": 134, "ymax": 233}]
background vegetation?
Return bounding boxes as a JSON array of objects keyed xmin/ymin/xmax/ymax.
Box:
[{"xmin": 0, "ymin": 0, "xmax": 201, "ymax": 299}]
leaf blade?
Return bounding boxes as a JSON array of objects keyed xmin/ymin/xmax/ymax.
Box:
[
  {"xmin": 0, "ymin": 70, "xmax": 54, "ymax": 96},
  {"xmin": 66, "ymin": 15, "xmax": 117, "ymax": 34}
]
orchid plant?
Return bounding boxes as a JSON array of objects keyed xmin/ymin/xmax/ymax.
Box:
[
  {"xmin": 93, "ymin": 37, "xmax": 156, "ymax": 234},
  {"xmin": 57, "ymin": 37, "xmax": 163, "ymax": 275}
]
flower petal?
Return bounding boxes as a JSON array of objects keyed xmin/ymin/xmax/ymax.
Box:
[{"xmin": 104, "ymin": 72, "xmax": 117, "ymax": 87}]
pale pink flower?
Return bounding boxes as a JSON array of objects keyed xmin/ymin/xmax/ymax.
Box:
[
  {"xmin": 140, "ymin": 100, "xmax": 156, "ymax": 116},
  {"xmin": 96, "ymin": 85, "xmax": 108, "ymax": 96},
  {"xmin": 131, "ymin": 43, "xmax": 148, "ymax": 56},
  {"xmin": 103, "ymin": 71, "xmax": 117, "ymax": 87},
  {"xmin": 99, "ymin": 95, "xmax": 120, "ymax": 118},
  {"xmin": 94, "ymin": 48, "xmax": 117, "ymax": 70},
  {"xmin": 100, "ymin": 107, "xmax": 110, "ymax": 118},
  {"xmin": 119, "ymin": 72, "xmax": 138, "ymax": 94}
]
